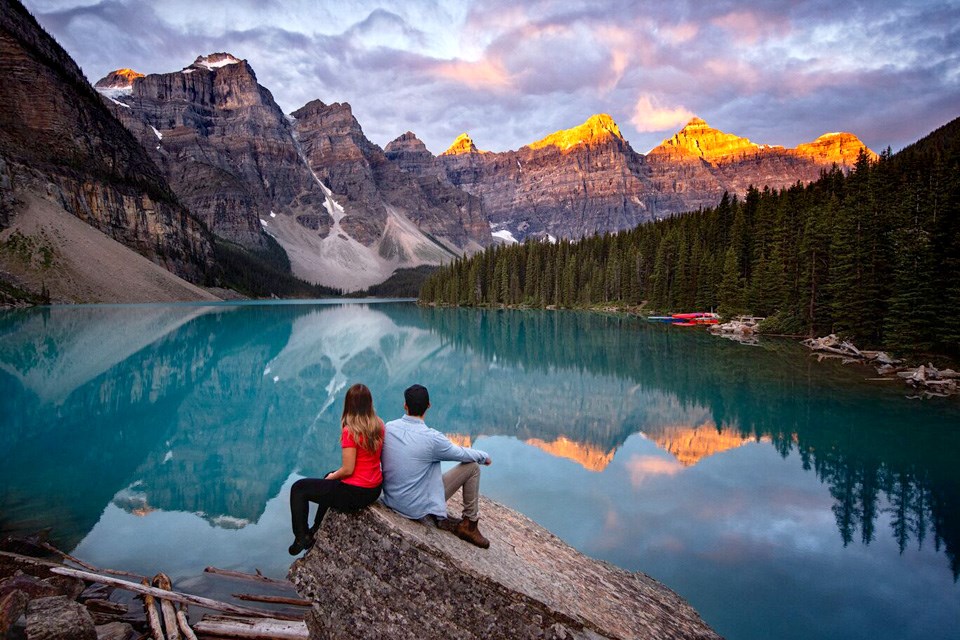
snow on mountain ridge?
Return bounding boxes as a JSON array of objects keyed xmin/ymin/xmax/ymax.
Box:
[{"xmin": 190, "ymin": 53, "xmax": 242, "ymax": 70}]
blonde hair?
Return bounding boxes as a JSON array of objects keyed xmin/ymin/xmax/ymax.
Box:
[{"xmin": 341, "ymin": 383, "xmax": 383, "ymax": 453}]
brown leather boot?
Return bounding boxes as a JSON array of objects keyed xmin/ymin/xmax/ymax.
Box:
[{"xmin": 455, "ymin": 518, "xmax": 490, "ymax": 549}]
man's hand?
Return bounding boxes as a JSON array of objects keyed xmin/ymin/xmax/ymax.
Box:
[{"xmin": 483, "ymin": 456, "xmax": 492, "ymax": 466}]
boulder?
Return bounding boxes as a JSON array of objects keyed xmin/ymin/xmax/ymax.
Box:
[
  {"xmin": 94, "ymin": 621, "xmax": 134, "ymax": 640},
  {"xmin": 290, "ymin": 497, "xmax": 721, "ymax": 640},
  {"xmin": 25, "ymin": 595, "xmax": 96, "ymax": 640}
]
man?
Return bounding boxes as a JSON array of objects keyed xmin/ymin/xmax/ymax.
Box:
[{"xmin": 380, "ymin": 384, "xmax": 492, "ymax": 548}]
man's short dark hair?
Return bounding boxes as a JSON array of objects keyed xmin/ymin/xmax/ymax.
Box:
[{"xmin": 404, "ymin": 384, "xmax": 430, "ymax": 417}]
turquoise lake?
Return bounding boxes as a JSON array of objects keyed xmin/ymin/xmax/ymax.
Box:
[{"xmin": 1, "ymin": 300, "xmax": 958, "ymax": 639}]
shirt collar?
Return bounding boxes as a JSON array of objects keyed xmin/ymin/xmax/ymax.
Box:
[{"xmin": 401, "ymin": 414, "xmax": 425, "ymax": 424}]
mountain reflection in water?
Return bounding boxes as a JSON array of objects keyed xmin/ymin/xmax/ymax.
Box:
[{"xmin": 1, "ymin": 301, "xmax": 958, "ymax": 640}]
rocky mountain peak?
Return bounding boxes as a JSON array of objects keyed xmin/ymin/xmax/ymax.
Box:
[
  {"xmin": 442, "ymin": 132, "xmax": 482, "ymax": 156},
  {"xmin": 527, "ymin": 113, "xmax": 624, "ymax": 152},
  {"xmin": 653, "ymin": 117, "xmax": 759, "ymax": 162},
  {"xmin": 384, "ymin": 131, "xmax": 428, "ymax": 154},
  {"xmin": 795, "ymin": 131, "xmax": 878, "ymax": 164},
  {"xmin": 189, "ymin": 52, "xmax": 242, "ymax": 71},
  {"xmin": 94, "ymin": 68, "xmax": 144, "ymax": 89},
  {"xmin": 653, "ymin": 118, "xmax": 875, "ymax": 167}
]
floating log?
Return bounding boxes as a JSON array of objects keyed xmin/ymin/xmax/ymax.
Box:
[
  {"xmin": 192, "ymin": 614, "xmax": 308, "ymax": 639},
  {"xmin": 231, "ymin": 594, "xmax": 311, "ymax": 607},
  {"xmin": 40, "ymin": 543, "xmax": 148, "ymax": 581},
  {"xmin": 142, "ymin": 579, "xmax": 165, "ymax": 640},
  {"xmin": 203, "ymin": 567, "xmax": 292, "ymax": 588},
  {"xmin": 49, "ymin": 567, "xmax": 303, "ymax": 621}
]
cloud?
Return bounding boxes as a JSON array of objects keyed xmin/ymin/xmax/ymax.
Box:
[
  {"xmin": 630, "ymin": 95, "xmax": 695, "ymax": 132},
  {"xmin": 21, "ymin": 0, "xmax": 960, "ymax": 156}
]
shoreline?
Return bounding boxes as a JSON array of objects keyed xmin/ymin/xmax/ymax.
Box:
[{"xmin": 417, "ymin": 300, "xmax": 960, "ymax": 398}]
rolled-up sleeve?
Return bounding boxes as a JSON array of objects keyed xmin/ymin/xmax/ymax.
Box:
[{"xmin": 430, "ymin": 431, "xmax": 488, "ymax": 463}]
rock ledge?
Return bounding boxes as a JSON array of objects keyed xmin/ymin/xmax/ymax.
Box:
[{"xmin": 289, "ymin": 497, "xmax": 721, "ymax": 639}]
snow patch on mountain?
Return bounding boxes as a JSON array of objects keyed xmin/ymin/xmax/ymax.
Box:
[
  {"xmin": 97, "ymin": 86, "xmax": 133, "ymax": 100},
  {"xmin": 191, "ymin": 53, "xmax": 242, "ymax": 70}
]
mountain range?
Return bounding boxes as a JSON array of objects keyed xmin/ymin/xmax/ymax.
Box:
[{"xmin": 0, "ymin": 0, "xmax": 877, "ymax": 298}]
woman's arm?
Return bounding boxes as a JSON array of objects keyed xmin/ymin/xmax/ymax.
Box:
[{"xmin": 324, "ymin": 447, "xmax": 357, "ymax": 480}]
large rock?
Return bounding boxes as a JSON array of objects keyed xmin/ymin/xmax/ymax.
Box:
[
  {"xmin": 290, "ymin": 498, "xmax": 721, "ymax": 639},
  {"xmin": 25, "ymin": 595, "xmax": 96, "ymax": 640}
]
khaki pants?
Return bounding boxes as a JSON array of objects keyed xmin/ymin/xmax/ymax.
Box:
[{"xmin": 442, "ymin": 462, "xmax": 481, "ymax": 521}]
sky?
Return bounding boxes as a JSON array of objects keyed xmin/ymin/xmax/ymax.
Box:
[{"xmin": 22, "ymin": 0, "xmax": 960, "ymax": 155}]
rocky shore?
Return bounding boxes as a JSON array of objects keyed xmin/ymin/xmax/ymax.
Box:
[{"xmin": 290, "ymin": 496, "xmax": 722, "ymax": 640}]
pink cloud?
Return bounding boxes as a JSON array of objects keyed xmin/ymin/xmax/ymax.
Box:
[
  {"xmin": 658, "ymin": 21, "xmax": 699, "ymax": 45},
  {"xmin": 432, "ymin": 57, "xmax": 513, "ymax": 91},
  {"xmin": 630, "ymin": 95, "xmax": 696, "ymax": 132},
  {"xmin": 711, "ymin": 10, "xmax": 790, "ymax": 44}
]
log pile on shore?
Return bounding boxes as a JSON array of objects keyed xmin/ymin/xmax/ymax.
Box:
[
  {"xmin": 802, "ymin": 334, "xmax": 959, "ymax": 398},
  {"xmin": 708, "ymin": 316, "xmax": 764, "ymax": 345},
  {"xmin": 0, "ymin": 536, "xmax": 309, "ymax": 639}
]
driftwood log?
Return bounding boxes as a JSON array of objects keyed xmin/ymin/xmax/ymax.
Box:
[
  {"xmin": 153, "ymin": 574, "xmax": 181, "ymax": 640},
  {"xmin": 176, "ymin": 607, "xmax": 199, "ymax": 640},
  {"xmin": 192, "ymin": 615, "xmax": 308, "ymax": 639},
  {"xmin": 803, "ymin": 334, "xmax": 957, "ymax": 397},
  {"xmin": 49, "ymin": 567, "xmax": 303, "ymax": 621},
  {"xmin": 232, "ymin": 594, "xmax": 311, "ymax": 607},
  {"xmin": 142, "ymin": 579, "xmax": 165, "ymax": 640},
  {"xmin": 203, "ymin": 567, "xmax": 292, "ymax": 588}
]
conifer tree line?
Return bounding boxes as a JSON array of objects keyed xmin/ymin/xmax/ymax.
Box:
[{"xmin": 420, "ymin": 118, "xmax": 960, "ymax": 356}]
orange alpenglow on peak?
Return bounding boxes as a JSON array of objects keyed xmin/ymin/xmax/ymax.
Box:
[
  {"xmin": 114, "ymin": 68, "xmax": 145, "ymax": 82},
  {"xmin": 652, "ymin": 117, "xmax": 876, "ymax": 166},
  {"xmin": 442, "ymin": 133, "xmax": 484, "ymax": 156},
  {"xmin": 94, "ymin": 68, "xmax": 145, "ymax": 89},
  {"xmin": 653, "ymin": 117, "xmax": 760, "ymax": 162},
  {"xmin": 527, "ymin": 113, "xmax": 624, "ymax": 152},
  {"xmin": 794, "ymin": 131, "xmax": 878, "ymax": 164}
]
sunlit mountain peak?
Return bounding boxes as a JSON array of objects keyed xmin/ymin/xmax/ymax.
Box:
[
  {"xmin": 652, "ymin": 117, "xmax": 759, "ymax": 162},
  {"xmin": 441, "ymin": 132, "xmax": 483, "ymax": 156},
  {"xmin": 651, "ymin": 117, "xmax": 876, "ymax": 166},
  {"xmin": 527, "ymin": 113, "xmax": 624, "ymax": 152},
  {"xmin": 94, "ymin": 67, "xmax": 144, "ymax": 90}
]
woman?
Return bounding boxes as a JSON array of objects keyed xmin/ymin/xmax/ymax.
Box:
[{"xmin": 288, "ymin": 383, "xmax": 384, "ymax": 555}]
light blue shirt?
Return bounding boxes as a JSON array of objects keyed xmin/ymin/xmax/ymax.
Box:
[{"xmin": 380, "ymin": 414, "xmax": 489, "ymax": 519}]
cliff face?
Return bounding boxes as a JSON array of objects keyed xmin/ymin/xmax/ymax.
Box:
[
  {"xmin": 392, "ymin": 115, "xmax": 875, "ymax": 243},
  {"xmin": 292, "ymin": 102, "xmax": 489, "ymax": 253},
  {"xmin": 97, "ymin": 53, "xmax": 328, "ymax": 250},
  {"xmin": 0, "ymin": 0, "xmax": 211, "ymax": 283},
  {"xmin": 98, "ymin": 61, "xmax": 490, "ymax": 290},
  {"xmin": 432, "ymin": 115, "xmax": 658, "ymax": 241},
  {"xmin": 290, "ymin": 498, "xmax": 722, "ymax": 640}
]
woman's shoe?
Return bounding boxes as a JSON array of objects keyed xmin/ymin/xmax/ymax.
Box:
[{"xmin": 288, "ymin": 534, "xmax": 314, "ymax": 555}]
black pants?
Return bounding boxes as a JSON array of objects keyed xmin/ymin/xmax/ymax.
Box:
[{"xmin": 289, "ymin": 478, "xmax": 382, "ymax": 539}]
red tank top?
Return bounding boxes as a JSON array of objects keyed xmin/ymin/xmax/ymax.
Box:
[{"xmin": 340, "ymin": 422, "xmax": 383, "ymax": 488}]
